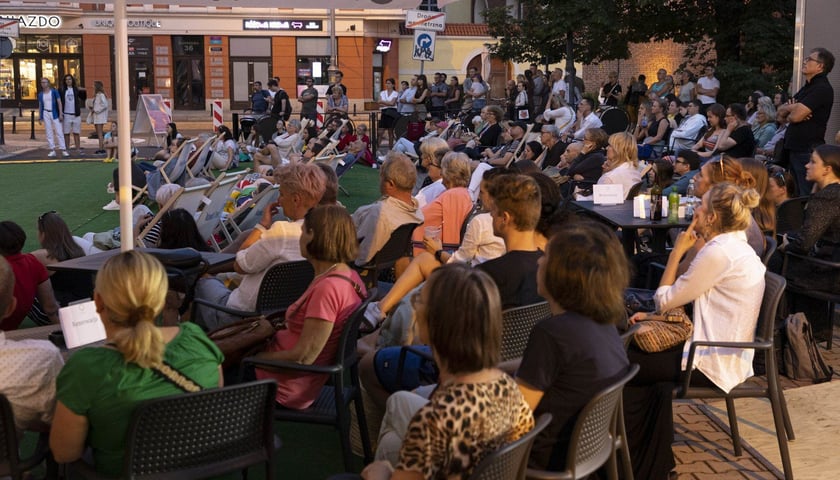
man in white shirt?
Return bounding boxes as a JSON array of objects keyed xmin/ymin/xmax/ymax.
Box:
[
  {"xmin": 545, "ymin": 68, "xmax": 566, "ymax": 111},
  {"xmin": 695, "ymin": 65, "xmax": 720, "ymax": 112},
  {"xmin": 0, "ymin": 257, "xmax": 64, "ymax": 433},
  {"xmin": 194, "ymin": 163, "xmax": 326, "ymax": 330},
  {"xmin": 670, "ymin": 99, "xmax": 708, "ymax": 152},
  {"xmin": 398, "ymin": 76, "xmax": 418, "ymax": 114},
  {"xmin": 567, "ymin": 98, "xmax": 602, "ymax": 142}
]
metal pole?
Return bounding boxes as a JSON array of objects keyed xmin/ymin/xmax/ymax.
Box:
[
  {"xmin": 12, "ymin": 115, "xmax": 16, "ymax": 134},
  {"xmin": 0, "ymin": 113, "xmax": 4, "ymax": 145},
  {"xmin": 420, "ymin": 60, "xmax": 424, "ymax": 76},
  {"xmin": 30, "ymin": 111, "xmax": 35, "ymax": 140},
  {"xmin": 115, "ymin": 0, "xmax": 134, "ymax": 251},
  {"xmin": 232, "ymin": 112, "xmax": 240, "ymax": 140}
]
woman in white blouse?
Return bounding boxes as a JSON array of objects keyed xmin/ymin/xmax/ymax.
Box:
[
  {"xmin": 595, "ymin": 131, "xmax": 642, "ymax": 199},
  {"xmin": 378, "ymin": 78, "xmax": 401, "ymax": 147},
  {"xmin": 625, "ymin": 182, "xmax": 765, "ymax": 479}
]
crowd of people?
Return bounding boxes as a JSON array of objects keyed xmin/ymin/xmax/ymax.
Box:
[{"xmin": 2, "ymin": 45, "xmax": 839, "ymax": 480}]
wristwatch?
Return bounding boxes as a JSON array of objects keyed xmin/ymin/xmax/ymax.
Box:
[{"xmin": 434, "ymin": 250, "xmax": 444, "ymax": 263}]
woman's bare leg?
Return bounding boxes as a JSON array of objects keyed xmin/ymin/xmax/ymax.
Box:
[{"xmin": 379, "ymin": 252, "xmax": 441, "ymax": 315}]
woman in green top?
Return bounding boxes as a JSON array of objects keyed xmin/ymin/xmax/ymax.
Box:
[{"xmin": 50, "ymin": 251, "xmax": 223, "ymax": 477}]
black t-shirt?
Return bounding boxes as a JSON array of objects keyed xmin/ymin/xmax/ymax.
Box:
[
  {"xmin": 476, "ymin": 250, "xmax": 543, "ymax": 309},
  {"xmin": 270, "ymin": 89, "xmax": 291, "ymax": 121},
  {"xmin": 785, "ymin": 73, "xmax": 834, "ymax": 151},
  {"xmin": 542, "ymin": 142, "xmax": 566, "ymax": 168},
  {"xmin": 517, "ymin": 312, "xmax": 629, "ymax": 470},
  {"xmin": 722, "ymin": 124, "xmax": 756, "ymax": 158},
  {"xmin": 601, "ymin": 82, "xmax": 622, "ymax": 107},
  {"xmin": 478, "ymin": 123, "xmax": 503, "ymax": 149}
]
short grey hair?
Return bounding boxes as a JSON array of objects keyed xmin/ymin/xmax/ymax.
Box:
[
  {"xmin": 441, "ymin": 152, "xmax": 472, "ymax": 188},
  {"xmin": 541, "ymin": 125, "xmax": 560, "ymax": 139},
  {"xmin": 381, "ymin": 152, "xmax": 417, "ymax": 192},
  {"xmin": 287, "ymin": 119, "xmax": 301, "ymax": 130}
]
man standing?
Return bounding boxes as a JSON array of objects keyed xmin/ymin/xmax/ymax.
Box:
[
  {"xmin": 60, "ymin": 75, "xmax": 86, "ymax": 156},
  {"xmin": 461, "ymin": 66, "xmax": 478, "ymax": 115},
  {"xmin": 531, "ymin": 65, "xmax": 547, "ymax": 118},
  {"xmin": 329, "ymin": 70, "xmax": 347, "ymax": 97},
  {"xmin": 429, "ymin": 73, "xmax": 449, "ymax": 120},
  {"xmin": 249, "ymin": 81, "xmax": 269, "ymax": 114},
  {"xmin": 268, "ymin": 79, "xmax": 291, "ymax": 122},
  {"xmin": 38, "ymin": 78, "xmax": 69, "ymax": 158},
  {"xmin": 695, "ymin": 65, "xmax": 720, "ymax": 113},
  {"xmin": 298, "ymin": 76, "xmax": 318, "ymax": 122},
  {"xmin": 779, "ymin": 47, "xmax": 835, "ymax": 195},
  {"xmin": 398, "ymin": 76, "xmax": 418, "ymax": 116}
]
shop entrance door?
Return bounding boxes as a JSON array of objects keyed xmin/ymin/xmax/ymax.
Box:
[
  {"xmin": 129, "ymin": 58, "xmax": 153, "ymax": 110},
  {"xmin": 174, "ymin": 57, "xmax": 205, "ymax": 110},
  {"xmin": 231, "ymin": 60, "xmax": 270, "ymax": 111}
]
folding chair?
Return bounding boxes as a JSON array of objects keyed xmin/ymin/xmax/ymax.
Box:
[
  {"xmin": 469, "ymin": 414, "xmax": 553, "ymax": 480},
  {"xmin": 194, "ymin": 173, "xmax": 246, "ymax": 251},
  {"xmin": 505, "ymin": 124, "xmax": 535, "ymax": 168},
  {"xmin": 221, "ymin": 184, "xmax": 280, "ymax": 244},
  {"xmin": 187, "ymin": 134, "xmax": 218, "ymax": 179}
]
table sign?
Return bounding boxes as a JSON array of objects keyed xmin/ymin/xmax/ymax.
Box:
[
  {"xmin": 58, "ymin": 300, "xmax": 106, "ymax": 348},
  {"xmin": 633, "ymin": 195, "xmax": 648, "ymax": 218},
  {"xmin": 593, "ymin": 184, "xmax": 625, "ymax": 205}
]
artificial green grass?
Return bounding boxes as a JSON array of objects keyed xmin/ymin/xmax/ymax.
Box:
[{"xmin": 0, "ymin": 161, "xmax": 382, "ymax": 253}]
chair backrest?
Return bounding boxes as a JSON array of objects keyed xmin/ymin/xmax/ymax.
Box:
[
  {"xmin": 625, "ymin": 181, "xmax": 644, "ymax": 200},
  {"xmin": 136, "ymin": 186, "xmax": 185, "ymax": 247},
  {"xmin": 761, "ymin": 234, "xmax": 777, "ymax": 267},
  {"xmin": 333, "ymin": 288, "xmax": 377, "ymax": 385},
  {"xmin": 123, "ymin": 380, "xmax": 276, "ymax": 480},
  {"xmin": 161, "ymin": 138, "xmax": 198, "ymax": 185},
  {"xmin": 564, "ymin": 364, "xmax": 639, "ymax": 478},
  {"xmin": 368, "ymin": 222, "xmax": 423, "ymax": 269},
  {"xmin": 171, "ymin": 182, "xmax": 212, "ymax": 217},
  {"xmin": 500, "ymin": 302, "xmax": 551, "ymax": 362},
  {"xmin": 0, "ymin": 393, "xmax": 21, "ymax": 476},
  {"xmin": 775, "ymin": 196, "xmax": 808, "ymax": 235},
  {"xmin": 757, "ymin": 272, "xmax": 786, "ymax": 343},
  {"xmin": 230, "ymin": 185, "xmax": 280, "ymax": 234},
  {"xmin": 188, "ymin": 135, "xmax": 217, "ymax": 178},
  {"xmin": 195, "ymin": 174, "xmax": 243, "ymax": 247},
  {"xmin": 469, "ymin": 413, "xmax": 553, "ymax": 480},
  {"xmin": 255, "ymin": 260, "xmax": 316, "ymax": 314},
  {"xmin": 505, "ymin": 126, "xmax": 535, "ymax": 168}
]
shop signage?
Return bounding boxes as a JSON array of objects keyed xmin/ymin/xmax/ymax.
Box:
[
  {"xmin": 242, "ymin": 19, "xmax": 323, "ymax": 31},
  {"xmin": 91, "ymin": 19, "xmax": 162, "ymax": 29},
  {"xmin": 375, "ymin": 39, "xmax": 392, "ymax": 53},
  {"xmin": 404, "ymin": 10, "xmax": 446, "ymax": 32},
  {"xmin": 0, "ymin": 15, "xmax": 61, "ymax": 29}
]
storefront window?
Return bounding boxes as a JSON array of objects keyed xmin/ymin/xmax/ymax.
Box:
[
  {"xmin": 19, "ymin": 58, "xmax": 37, "ymax": 100},
  {"xmin": 296, "ymin": 38, "xmax": 332, "ymax": 86},
  {"xmin": 0, "ymin": 59, "xmax": 13, "ymax": 100},
  {"xmin": 62, "ymin": 36, "xmax": 82, "ymax": 54}
]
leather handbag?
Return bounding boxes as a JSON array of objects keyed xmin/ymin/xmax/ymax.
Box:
[
  {"xmin": 633, "ymin": 307, "xmax": 693, "ymax": 353},
  {"xmin": 207, "ymin": 316, "xmax": 281, "ymax": 368}
]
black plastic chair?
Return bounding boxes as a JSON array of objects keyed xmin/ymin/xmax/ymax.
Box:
[
  {"xmin": 0, "ymin": 394, "xmax": 49, "ymax": 480},
  {"xmin": 71, "ymin": 380, "xmax": 277, "ymax": 480},
  {"xmin": 526, "ymin": 364, "xmax": 640, "ymax": 480},
  {"xmin": 469, "ymin": 413, "xmax": 553, "ymax": 480},
  {"xmin": 625, "ymin": 181, "xmax": 644, "ymax": 200},
  {"xmin": 500, "ymin": 302, "xmax": 552, "ymax": 362},
  {"xmin": 781, "ymin": 250, "xmax": 840, "ymax": 349},
  {"xmin": 760, "ymin": 234, "xmax": 777, "ymax": 266},
  {"xmin": 674, "ymin": 271, "xmax": 795, "ymax": 480},
  {"xmin": 243, "ymin": 289, "xmax": 377, "ymax": 472},
  {"xmin": 775, "ymin": 196, "xmax": 808, "ymax": 235},
  {"xmin": 355, "ymin": 222, "xmax": 421, "ymax": 289},
  {"xmin": 192, "ymin": 260, "xmax": 315, "ymax": 318}
]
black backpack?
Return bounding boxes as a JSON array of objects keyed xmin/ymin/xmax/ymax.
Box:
[
  {"xmin": 783, "ymin": 312, "xmax": 834, "ymax": 383},
  {"xmin": 272, "ymin": 89, "xmax": 292, "ymax": 121}
]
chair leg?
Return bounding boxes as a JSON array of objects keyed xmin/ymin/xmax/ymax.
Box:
[
  {"xmin": 826, "ymin": 301, "xmax": 836, "ymax": 350},
  {"xmin": 724, "ymin": 397, "xmax": 742, "ymax": 456},
  {"xmin": 778, "ymin": 388, "xmax": 795, "ymax": 441},
  {"xmin": 352, "ymin": 382, "xmax": 374, "ymax": 464},
  {"xmin": 335, "ymin": 389, "xmax": 356, "ymax": 472},
  {"xmin": 616, "ymin": 403, "xmax": 634, "ymax": 480},
  {"xmin": 768, "ymin": 381, "xmax": 795, "ymax": 480},
  {"xmin": 606, "ymin": 449, "xmax": 619, "ymax": 480}
]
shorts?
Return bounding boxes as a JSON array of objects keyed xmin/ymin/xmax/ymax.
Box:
[{"xmin": 63, "ymin": 114, "xmax": 82, "ymax": 135}]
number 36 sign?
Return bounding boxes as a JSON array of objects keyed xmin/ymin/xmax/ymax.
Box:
[{"xmin": 412, "ymin": 30, "xmax": 435, "ymax": 62}]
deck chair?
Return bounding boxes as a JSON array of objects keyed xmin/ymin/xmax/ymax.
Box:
[
  {"xmin": 438, "ymin": 119, "xmax": 457, "ymax": 140},
  {"xmin": 145, "ymin": 138, "xmax": 198, "ymax": 201},
  {"xmin": 505, "ymin": 124, "xmax": 535, "ymax": 168},
  {"xmin": 194, "ymin": 174, "xmax": 245, "ymax": 251},
  {"xmin": 187, "ymin": 134, "xmax": 218, "ymax": 179},
  {"xmin": 135, "ymin": 181, "xmax": 214, "ymax": 248},
  {"xmin": 221, "ymin": 184, "xmax": 280, "ymax": 244},
  {"xmin": 135, "ymin": 186, "xmax": 184, "ymax": 247}
]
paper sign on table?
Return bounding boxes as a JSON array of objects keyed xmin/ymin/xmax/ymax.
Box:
[
  {"xmin": 593, "ymin": 184, "xmax": 625, "ymax": 205},
  {"xmin": 58, "ymin": 300, "xmax": 107, "ymax": 348}
]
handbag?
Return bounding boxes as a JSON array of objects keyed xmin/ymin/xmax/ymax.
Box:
[
  {"xmin": 633, "ymin": 307, "xmax": 693, "ymax": 353},
  {"xmin": 86, "ymin": 111, "xmax": 93, "ymax": 125},
  {"xmin": 207, "ymin": 316, "xmax": 281, "ymax": 368}
]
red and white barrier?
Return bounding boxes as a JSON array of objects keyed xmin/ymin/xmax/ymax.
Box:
[{"xmin": 212, "ymin": 100, "xmax": 224, "ymax": 131}]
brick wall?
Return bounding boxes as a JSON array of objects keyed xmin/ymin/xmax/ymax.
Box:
[{"xmin": 82, "ymin": 34, "xmax": 112, "ymax": 97}]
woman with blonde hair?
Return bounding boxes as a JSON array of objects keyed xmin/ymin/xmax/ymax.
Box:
[
  {"xmin": 596, "ymin": 131, "xmax": 642, "ymax": 199},
  {"xmin": 91, "ymin": 81, "xmax": 109, "ymax": 155},
  {"xmin": 739, "ymin": 157, "xmax": 777, "ymax": 235},
  {"xmin": 626, "ymin": 182, "xmax": 765, "ymax": 479},
  {"xmin": 50, "ymin": 251, "xmax": 223, "ymax": 477}
]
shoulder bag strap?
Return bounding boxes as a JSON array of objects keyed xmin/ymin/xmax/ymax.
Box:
[{"xmin": 324, "ymin": 273, "xmax": 365, "ymax": 300}]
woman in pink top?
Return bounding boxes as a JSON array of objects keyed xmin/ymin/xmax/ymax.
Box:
[
  {"xmin": 411, "ymin": 152, "xmax": 475, "ymax": 255},
  {"xmin": 255, "ymin": 205, "xmax": 366, "ymax": 408}
]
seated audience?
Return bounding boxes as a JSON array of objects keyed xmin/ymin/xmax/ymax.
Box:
[
  {"xmin": 360, "ymin": 264, "xmax": 534, "ymax": 479},
  {"xmin": 751, "ymin": 97, "xmax": 777, "ymax": 150},
  {"xmin": 540, "ymin": 93, "xmax": 576, "ymax": 136},
  {"xmin": 670, "ymin": 99, "xmax": 708, "ymax": 153},
  {"xmin": 637, "ymin": 98, "xmax": 671, "ymax": 157},
  {"xmin": 152, "ymin": 122, "xmax": 184, "ymax": 162},
  {"xmin": 254, "ymin": 205, "xmax": 367, "ymax": 408},
  {"xmin": 156, "ymin": 208, "xmax": 213, "ymax": 251},
  {"xmin": 565, "ymin": 97, "xmax": 602, "ymax": 142},
  {"xmin": 566, "ymin": 128, "xmax": 608, "ymax": 186},
  {"xmin": 50, "ymin": 251, "xmax": 223, "ymax": 477},
  {"xmin": 0, "ymin": 256, "xmax": 64, "ymax": 433},
  {"xmin": 671, "ymin": 150, "xmax": 701, "ymax": 195},
  {"xmin": 352, "ymin": 153, "xmax": 424, "ymax": 267},
  {"xmin": 767, "ymin": 167, "xmax": 796, "ymax": 206},
  {"xmin": 208, "ymin": 125, "xmax": 238, "ymax": 170},
  {"xmin": 253, "ymin": 119, "xmax": 301, "ymax": 170},
  {"xmin": 713, "ymin": 103, "xmax": 756, "ymax": 159},
  {"xmin": 626, "ymin": 183, "xmax": 765, "ymax": 480},
  {"xmin": 194, "ymin": 163, "xmax": 326, "ymax": 330},
  {"xmin": 480, "ymin": 121, "xmax": 528, "ymax": 167},
  {"xmin": 692, "ymin": 103, "xmax": 727, "ymax": 162},
  {"xmin": 539, "ymin": 124, "xmax": 566, "ymax": 169},
  {"xmin": 460, "ymin": 105, "xmax": 504, "ymax": 160},
  {"xmin": 516, "ymin": 221, "xmax": 630, "ymax": 471},
  {"xmin": 595, "ymin": 132, "xmax": 642, "ymax": 199},
  {"xmin": 413, "ymin": 138, "xmax": 450, "ymax": 208},
  {"xmin": 0, "ymin": 221, "xmax": 59, "ymax": 330}
]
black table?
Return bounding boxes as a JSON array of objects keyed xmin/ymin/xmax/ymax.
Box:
[
  {"xmin": 573, "ymin": 200, "xmax": 691, "ymax": 256},
  {"xmin": 4, "ymin": 325, "xmax": 101, "ymax": 359},
  {"xmin": 48, "ymin": 249, "xmax": 235, "ymax": 273}
]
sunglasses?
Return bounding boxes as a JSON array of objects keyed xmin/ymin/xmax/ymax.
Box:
[
  {"xmin": 770, "ymin": 170, "xmax": 786, "ymax": 186},
  {"xmin": 38, "ymin": 210, "xmax": 57, "ymax": 224}
]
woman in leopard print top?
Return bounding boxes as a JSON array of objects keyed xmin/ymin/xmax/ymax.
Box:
[{"xmin": 361, "ymin": 264, "xmax": 534, "ymax": 480}]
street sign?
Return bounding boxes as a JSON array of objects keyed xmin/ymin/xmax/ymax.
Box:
[
  {"xmin": 412, "ymin": 30, "xmax": 435, "ymax": 62},
  {"xmin": 0, "ymin": 38, "xmax": 12, "ymax": 59},
  {"xmin": 405, "ymin": 10, "xmax": 446, "ymax": 32},
  {"xmin": 0, "ymin": 19, "xmax": 20, "ymax": 38}
]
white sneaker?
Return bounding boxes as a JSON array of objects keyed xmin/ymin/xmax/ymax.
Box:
[
  {"xmin": 62, "ymin": 150, "xmax": 70, "ymax": 157},
  {"xmin": 102, "ymin": 200, "xmax": 120, "ymax": 211},
  {"xmin": 377, "ymin": 155, "xmax": 386, "ymax": 164},
  {"xmin": 106, "ymin": 182, "xmax": 115, "ymax": 194},
  {"xmin": 47, "ymin": 151, "xmax": 56, "ymax": 158},
  {"xmin": 362, "ymin": 302, "xmax": 384, "ymax": 331}
]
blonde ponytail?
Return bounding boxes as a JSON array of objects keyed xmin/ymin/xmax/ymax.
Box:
[{"xmin": 96, "ymin": 251, "xmax": 168, "ymax": 368}]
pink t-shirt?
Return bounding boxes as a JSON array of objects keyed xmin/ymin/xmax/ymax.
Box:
[{"xmin": 256, "ymin": 270, "xmax": 365, "ymax": 409}]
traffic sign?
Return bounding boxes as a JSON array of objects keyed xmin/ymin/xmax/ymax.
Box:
[
  {"xmin": 405, "ymin": 10, "xmax": 446, "ymax": 32},
  {"xmin": 0, "ymin": 19, "xmax": 19, "ymax": 38},
  {"xmin": 0, "ymin": 38, "xmax": 12, "ymax": 59},
  {"xmin": 412, "ymin": 30, "xmax": 435, "ymax": 62}
]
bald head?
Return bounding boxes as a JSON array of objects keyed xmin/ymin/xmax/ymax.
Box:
[
  {"xmin": 0, "ymin": 257, "xmax": 15, "ymax": 320},
  {"xmin": 561, "ymin": 142, "xmax": 583, "ymax": 164}
]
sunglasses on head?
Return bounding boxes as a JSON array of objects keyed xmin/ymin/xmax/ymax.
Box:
[{"xmin": 38, "ymin": 210, "xmax": 57, "ymax": 224}]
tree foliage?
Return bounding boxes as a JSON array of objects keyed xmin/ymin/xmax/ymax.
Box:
[{"xmin": 485, "ymin": 0, "xmax": 796, "ymax": 104}]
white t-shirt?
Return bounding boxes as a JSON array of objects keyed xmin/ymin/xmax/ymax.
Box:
[
  {"xmin": 696, "ymin": 76, "xmax": 720, "ymax": 104},
  {"xmin": 64, "ymin": 89, "xmax": 77, "ymax": 115},
  {"xmin": 380, "ymin": 89, "xmax": 399, "ymax": 109},
  {"xmin": 414, "ymin": 179, "xmax": 446, "ymax": 209}
]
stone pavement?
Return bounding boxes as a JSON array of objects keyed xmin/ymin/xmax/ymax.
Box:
[{"xmin": 672, "ymin": 327, "xmax": 840, "ymax": 479}]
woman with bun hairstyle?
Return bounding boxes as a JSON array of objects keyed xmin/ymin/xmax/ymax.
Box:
[
  {"xmin": 50, "ymin": 251, "xmax": 223, "ymax": 477},
  {"xmin": 625, "ymin": 182, "xmax": 766, "ymax": 479}
]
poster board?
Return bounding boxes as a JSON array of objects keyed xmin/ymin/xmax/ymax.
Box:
[{"xmin": 133, "ymin": 94, "xmax": 171, "ymax": 137}]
